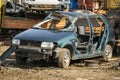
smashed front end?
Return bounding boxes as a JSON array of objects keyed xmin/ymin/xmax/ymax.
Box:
[{"xmin": 12, "ymin": 39, "xmax": 55, "ymax": 60}]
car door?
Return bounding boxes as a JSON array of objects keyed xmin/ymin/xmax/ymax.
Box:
[
  {"xmin": 89, "ymin": 16, "xmax": 105, "ymax": 53},
  {"xmin": 75, "ymin": 17, "xmax": 93, "ymax": 54}
]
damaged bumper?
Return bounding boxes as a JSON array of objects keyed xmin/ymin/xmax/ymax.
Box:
[{"xmin": 15, "ymin": 46, "xmax": 53, "ymax": 59}]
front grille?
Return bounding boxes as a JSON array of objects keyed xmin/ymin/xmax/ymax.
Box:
[{"xmin": 20, "ymin": 40, "xmax": 41, "ymax": 47}]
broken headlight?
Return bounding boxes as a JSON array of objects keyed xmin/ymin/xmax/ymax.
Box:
[
  {"xmin": 12, "ymin": 39, "xmax": 20, "ymax": 45},
  {"xmin": 41, "ymin": 42, "xmax": 54, "ymax": 49}
]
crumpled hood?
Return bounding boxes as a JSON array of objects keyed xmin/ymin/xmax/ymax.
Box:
[{"xmin": 14, "ymin": 29, "xmax": 73, "ymax": 42}]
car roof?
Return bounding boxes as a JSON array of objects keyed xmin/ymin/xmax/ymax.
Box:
[{"xmin": 56, "ymin": 11, "xmax": 99, "ymax": 18}]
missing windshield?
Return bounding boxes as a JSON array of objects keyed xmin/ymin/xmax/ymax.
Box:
[{"xmin": 33, "ymin": 14, "xmax": 72, "ymax": 31}]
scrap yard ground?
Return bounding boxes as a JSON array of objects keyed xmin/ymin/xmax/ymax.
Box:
[{"xmin": 0, "ymin": 40, "xmax": 120, "ymax": 80}]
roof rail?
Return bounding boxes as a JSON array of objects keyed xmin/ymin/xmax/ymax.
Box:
[{"xmin": 73, "ymin": 10, "xmax": 95, "ymax": 14}]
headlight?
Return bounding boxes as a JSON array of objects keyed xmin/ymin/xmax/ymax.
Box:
[
  {"xmin": 12, "ymin": 39, "xmax": 20, "ymax": 45},
  {"xmin": 41, "ymin": 42, "xmax": 54, "ymax": 49}
]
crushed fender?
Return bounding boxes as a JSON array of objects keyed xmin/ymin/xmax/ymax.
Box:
[{"xmin": 0, "ymin": 46, "xmax": 15, "ymax": 64}]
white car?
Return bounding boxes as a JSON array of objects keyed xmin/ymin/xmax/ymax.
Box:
[{"xmin": 23, "ymin": 0, "xmax": 70, "ymax": 11}]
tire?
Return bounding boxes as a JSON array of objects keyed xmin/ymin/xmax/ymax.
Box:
[
  {"xmin": 103, "ymin": 45, "xmax": 113, "ymax": 62},
  {"xmin": 15, "ymin": 52, "xmax": 28, "ymax": 65},
  {"xmin": 58, "ymin": 48, "xmax": 71, "ymax": 68}
]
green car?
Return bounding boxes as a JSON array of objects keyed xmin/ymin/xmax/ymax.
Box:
[{"xmin": 12, "ymin": 11, "xmax": 115, "ymax": 68}]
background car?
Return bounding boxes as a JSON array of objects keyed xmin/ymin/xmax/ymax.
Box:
[
  {"xmin": 5, "ymin": 1, "xmax": 23, "ymax": 14},
  {"xmin": 12, "ymin": 11, "xmax": 115, "ymax": 68}
]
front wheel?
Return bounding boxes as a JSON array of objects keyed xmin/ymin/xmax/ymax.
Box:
[
  {"xmin": 103, "ymin": 45, "xmax": 113, "ymax": 62},
  {"xmin": 58, "ymin": 48, "xmax": 71, "ymax": 68}
]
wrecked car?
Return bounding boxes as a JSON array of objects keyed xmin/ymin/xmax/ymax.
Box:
[
  {"xmin": 12, "ymin": 11, "xmax": 115, "ymax": 68},
  {"xmin": 5, "ymin": 2, "xmax": 23, "ymax": 14}
]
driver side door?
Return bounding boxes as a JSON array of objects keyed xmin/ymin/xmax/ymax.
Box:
[{"xmin": 75, "ymin": 17, "xmax": 93, "ymax": 54}]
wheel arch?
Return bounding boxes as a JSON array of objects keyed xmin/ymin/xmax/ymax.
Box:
[
  {"xmin": 54, "ymin": 43, "xmax": 74, "ymax": 59},
  {"xmin": 63, "ymin": 44, "xmax": 74, "ymax": 58}
]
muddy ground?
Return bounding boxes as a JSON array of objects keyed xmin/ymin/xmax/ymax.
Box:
[{"xmin": 0, "ymin": 42, "xmax": 120, "ymax": 80}]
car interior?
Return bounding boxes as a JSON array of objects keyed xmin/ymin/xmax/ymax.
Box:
[
  {"xmin": 40, "ymin": 17, "xmax": 67, "ymax": 29},
  {"xmin": 75, "ymin": 18, "xmax": 90, "ymax": 43},
  {"xmin": 86, "ymin": 18, "xmax": 104, "ymax": 36},
  {"xmin": 75, "ymin": 17, "xmax": 105, "ymax": 53},
  {"xmin": 76, "ymin": 18, "xmax": 105, "ymax": 40}
]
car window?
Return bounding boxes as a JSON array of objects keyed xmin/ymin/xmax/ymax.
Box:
[
  {"xmin": 33, "ymin": 17, "xmax": 72, "ymax": 31},
  {"xmin": 75, "ymin": 18, "xmax": 90, "ymax": 35},
  {"xmin": 53, "ymin": 17, "xmax": 67, "ymax": 29},
  {"xmin": 33, "ymin": 19, "xmax": 52, "ymax": 28},
  {"xmin": 75, "ymin": 18, "xmax": 91, "ymax": 43},
  {"xmin": 89, "ymin": 17, "xmax": 105, "ymax": 36},
  {"xmin": 40, "ymin": 19, "xmax": 52, "ymax": 29}
]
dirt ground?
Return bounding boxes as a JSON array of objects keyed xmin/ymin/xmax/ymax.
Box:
[{"xmin": 0, "ymin": 43, "xmax": 120, "ymax": 80}]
